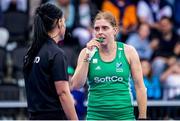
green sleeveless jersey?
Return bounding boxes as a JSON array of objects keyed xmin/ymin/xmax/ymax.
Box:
[{"xmin": 87, "ymin": 42, "xmax": 134, "ymax": 120}]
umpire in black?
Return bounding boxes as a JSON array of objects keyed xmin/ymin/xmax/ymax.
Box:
[{"xmin": 23, "ymin": 3, "xmax": 78, "ymax": 120}]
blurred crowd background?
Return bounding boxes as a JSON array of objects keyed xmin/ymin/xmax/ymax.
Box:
[{"xmin": 0, "ymin": 0, "xmax": 179, "ymax": 120}]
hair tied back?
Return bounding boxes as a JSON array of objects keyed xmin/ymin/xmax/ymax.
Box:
[{"xmin": 36, "ymin": 7, "xmax": 43, "ymax": 16}]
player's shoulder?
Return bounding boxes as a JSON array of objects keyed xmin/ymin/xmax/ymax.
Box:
[
  {"xmin": 123, "ymin": 43, "xmax": 137, "ymax": 53},
  {"xmin": 123, "ymin": 43, "xmax": 139, "ymax": 63}
]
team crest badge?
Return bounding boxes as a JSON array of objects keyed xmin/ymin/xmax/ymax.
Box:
[{"xmin": 116, "ymin": 62, "xmax": 123, "ymax": 72}]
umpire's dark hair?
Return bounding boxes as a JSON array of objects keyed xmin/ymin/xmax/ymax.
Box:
[{"xmin": 23, "ymin": 3, "xmax": 63, "ymax": 73}]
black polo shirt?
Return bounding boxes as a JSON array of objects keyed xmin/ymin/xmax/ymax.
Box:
[{"xmin": 24, "ymin": 39, "xmax": 68, "ymax": 113}]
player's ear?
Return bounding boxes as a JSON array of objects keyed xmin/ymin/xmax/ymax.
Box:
[
  {"xmin": 58, "ymin": 19, "xmax": 62, "ymax": 29},
  {"xmin": 113, "ymin": 27, "xmax": 118, "ymax": 35}
]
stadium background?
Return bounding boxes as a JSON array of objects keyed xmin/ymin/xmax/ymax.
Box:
[{"xmin": 0, "ymin": 0, "xmax": 179, "ymax": 120}]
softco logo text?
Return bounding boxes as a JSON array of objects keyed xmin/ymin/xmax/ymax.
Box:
[{"xmin": 94, "ymin": 76, "xmax": 123, "ymax": 83}]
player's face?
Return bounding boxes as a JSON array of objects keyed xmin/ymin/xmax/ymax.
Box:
[
  {"xmin": 93, "ymin": 19, "xmax": 116, "ymax": 45},
  {"xmin": 160, "ymin": 18, "xmax": 172, "ymax": 33}
]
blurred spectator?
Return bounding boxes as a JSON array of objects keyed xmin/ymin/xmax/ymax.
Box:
[
  {"xmin": 71, "ymin": 86, "xmax": 87, "ymax": 120},
  {"xmin": 160, "ymin": 41, "xmax": 180, "ymax": 120},
  {"xmin": 0, "ymin": 28, "xmax": 9, "ymax": 82},
  {"xmin": 131, "ymin": 59, "xmax": 161, "ymax": 100},
  {"xmin": 29, "ymin": 0, "xmax": 49, "ymax": 41},
  {"xmin": 0, "ymin": 0, "xmax": 29, "ymax": 13},
  {"xmin": 151, "ymin": 16, "xmax": 179, "ymax": 78},
  {"xmin": 29, "ymin": 0, "xmax": 44, "ymax": 27},
  {"xmin": 48, "ymin": 0, "xmax": 76, "ymax": 47},
  {"xmin": 68, "ymin": 66, "xmax": 87, "ymax": 120},
  {"xmin": 60, "ymin": 45, "xmax": 78, "ymax": 69},
  {"xmin": 141, "ymin": 59, "xmax": 161, "ymax": 99},
  {"xmin": 0, "ymin": 0, "xmax": 29, "ymax": 46},
  {"xmin": 0, "ymin": 27, "xmax": 9, "ymax": 47},
  {"xmin": 102, "ymin": 0, "xmax": 137, "ymax": 42},
  {"xmin": 161, "ymin": 61, "xmax": 180, "ymax": 100},
  {"xmin": 174, "ymin": 42, "xmax": 180, "ymax": 59},
  {"xmin": 72, "ymin": 0, "xmax": 98, "ymax": 48},
  {"xmin": 49, "ymin": 0, "xmax": 75, "ymax": 31},
  {"xmin": 74, "ymin": 0, "xmax": 97, "ymax": 28},
  {"xmin": 126, "ymin": 22, "xmax": 153, "ymax": 60},
  {"xmin": 164, "ymin": 0, "xmax": 175, "ymax": 6},
  {"xmin": 173, "ymin": 0, "xmax": 180, "ymax": 35},
  {"xmin": 137, "ymin": 0, "xmax": 172, "ymax": 29},
  {"xmin": 91, "ymin": 0, "xmax": 103, "ymax": 10},
  {"xmin": 0, "ymin": 5, "xmax": 3, "ymax": 26},
  {"xmin": 72, "ymin": 27, "xmax": 91, "ymax": 48}
]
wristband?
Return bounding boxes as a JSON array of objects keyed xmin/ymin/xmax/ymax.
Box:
[{"xmin": 83, "ymin": 58, "xmax": 89, "ymax": 62}]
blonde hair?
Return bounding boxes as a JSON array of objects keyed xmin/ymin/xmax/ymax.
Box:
[{"xmin": 93, "ymin": 11, "xmax": 118, "ymax": 28}]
